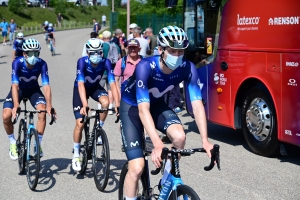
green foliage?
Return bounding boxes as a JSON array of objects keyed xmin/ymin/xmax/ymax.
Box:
[
  {"xmin": 79, "ymin": 5, "xmax": 87, "ymax": 14},
  {"xmin": 107, "ymin": 0, "xmax": 121, "ymax": 10},
  {"xmin": 117, "ymin": 14, "xmax": 136, "ymax": 34},
  {"xmin": 8, "ymin": 0, "xmax": 27, "ymax": 14},
  {"xmin": 23, "ymin": 21, "xmax": 41, "ymax": 27},
  {"xmin": 54, "ymin": 0, "xmax": 67, "ymax": 14},
  {"xmin": 130, "ymin": 0, "xmax": 183, "ymax": 15}
]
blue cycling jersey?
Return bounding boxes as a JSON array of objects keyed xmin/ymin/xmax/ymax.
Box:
[
  {"xmin": 47, "ymin": 27, "xmax": 54, "ymax": 33},
  {"xmin": 12, "ymin": 57, "xmax": 49, "ymax": 89},
  {"xmin": 121, "ymin": 55, "xmax": 202, "ymax": 106},
  {"xmin": 13, "ymin": 39, "xmax": 24, "ymax": 57},
  {"xmin": 74, "ymin": 56, "xmax": 115, "ymax": 88}
]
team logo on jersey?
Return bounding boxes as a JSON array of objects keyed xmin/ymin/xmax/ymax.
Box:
[
  {"xmin": 20, "ymin": 58, "xmax": 24, "ymax": 63},
  {"xmin": 19, "ymin": 76, "xmax": 37, "ymax": 82},
  {"xmin": 137, "ymin": 80, "xmax": 145, "ymax": 89},
  {"xmin": 150, "ymin": 61, "xmax": 156, "ymax": 69},
  {"xmin": 85, "ymin": 59, "xmax": 89, "ymax": 63},
  {"xmin": 130, "ymin": 141, "xmax": 139, "ymax": 147},
  {"xmin": 74, "ymin": 106, "xmax": 81, "ymax": 111},
  {"xmin": 12, "ymin": 70, "xmax": 15, "ymax": 75},
  {"xmin": 149, "ymin": 85, "xmax": 174, "ymax": 98},
  {"xmin": 77, "ymin": 70, "xmax": 81, "ymax": 74},
  {"xmin": 85, "ymin": 75, "xmax": 101, "ymax": 83},
  {"xmin": 180, "ymin": 61, "xmax": 186, "ymax": 67}
]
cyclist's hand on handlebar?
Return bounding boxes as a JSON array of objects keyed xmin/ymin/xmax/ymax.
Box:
[
  {"xmin": 12, "ymin": 106, "xmax": 19, "ymax": 119},
  {"xmin": 80, "ymin": 106, "xmax": 89, "ymax": 116},
  {"xmin": 151, "ymin": 143, "xmax": 164, "ymax": 168},
  {"xmin": 203, "ymin": 140, "xmax": 214, "ymax": 158},
  {"xmin": 46, "ymin": 105, "xmax": 53, "ymax": 116}
]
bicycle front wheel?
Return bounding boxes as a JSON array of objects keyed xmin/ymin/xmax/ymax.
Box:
[
  {"xmin": 26, "ymin": 128, "xmax": 40, "ymax": 191},
  {"xmin": 92, "ymin": 128, "xmax": 110, "ymax": 191},
  {"xmin": 169, "ymin": 185, "xmax": 200, "ymax": 200},
  {"xmin": 17, "ymin": 119, "xmax": 26, "ymax": 174},
  {"xmin": 118, "ymin": 163, "xmax": 148, "ymax": 200}
]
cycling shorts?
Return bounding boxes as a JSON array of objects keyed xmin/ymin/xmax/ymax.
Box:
[
  {"xmin": 72, "ymin": 84, "xmax": 108, "ymax": 119},
  {"xmin": 120, "ymin": 99, "xmax": 182, "ymax": 161},
  {"xmin": 3, "ymin": 86, "xmax": 46, "ymax": 109}
]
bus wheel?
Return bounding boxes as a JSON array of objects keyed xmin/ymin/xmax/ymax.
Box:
[{"xmin": 242, "ymin": 85, "xmax": 278, "ymax": 157}]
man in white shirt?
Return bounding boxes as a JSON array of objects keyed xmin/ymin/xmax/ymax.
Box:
[
  {"xmin": 132, "ymin": 26, "xmax": 148, "ymax": 57},
  {"xmin": 102, "ymin": 14, "xmax": 106, "ymax": 27},
  {"xmin": 127, "ymin": 23, "xmax": 137, "ymax": 40}
]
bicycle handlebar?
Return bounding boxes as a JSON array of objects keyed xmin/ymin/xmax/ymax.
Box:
[
  {"xmin": 12, "ymin": 107, "xmax": 56, "ymax": 125},
  {"xmin": 150, "ymin": 144, "xmax": 221, "ymax": 175},
  {"xmin": 80, "ymin": 106, "xmax": 120, "ymax": 123}
]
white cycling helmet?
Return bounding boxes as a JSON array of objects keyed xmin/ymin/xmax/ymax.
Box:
[
  {"xmin": 49, "ymin": 23, "xmax": 53, "ymax": 27},
  {"xmin": 17, "ymin": 32, "xmax": 24, "ymax": 39},
  {"xmin": 157, "ymin": 25, "xmax": 189, "ymax": 49},
  {"xmin": 22, "ymin": 38, "xmax": 41, "ymax": 52},
  {"xmin": 85, "ymin": 38, "xmax": 103, "ymax": 52},
  {"xmin": 44, "ymin": 21, "xmax": 49, "ymax": 25}
]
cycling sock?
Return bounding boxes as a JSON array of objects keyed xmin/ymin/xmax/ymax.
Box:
[
  {"xmin": 8, "ymin": 133, "xmax": 16, "ymax": 144},
  {"xmin": 125, "ymin": 197, "xmax": 137, "ymax": 200},
  {"xmin": 100, "ymin": 121, "xmax": 104, "ymax": 127},
  {"xmin": 109, "ymin": 104, "xmax": 113, "ymax": 109},
  {"xmin": 38, "ymin": 134, "xmax": 43, "ymax": 145},
  {"xmin": 73, "ymin": 143, "xmax": 80, "ymax": 158},
  {"xmin": 98, "ymin": 103, "xmax": 102, "ymax": 109}
]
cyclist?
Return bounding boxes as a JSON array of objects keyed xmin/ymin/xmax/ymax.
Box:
[
  {"xmin": 119, "ymin": 25, "xmax": 214, "ymax": 200},
  {"xmin": 12, "ymin": 32, "xmax": 25, "ymax": 61},
  {"xmin": 71, "ymin": 38, "xmax": 120, "ymax": 172},
  {"xmin": 47, "ymin": 23, "xmax": 55, "ymax": 52},
  {"xmin": 2, "ymin": 38, "xmax": 55, "ymax": 160},
  {"xmin": 43, "ymin": 21, "xmax": 49, "ymax": 42}
]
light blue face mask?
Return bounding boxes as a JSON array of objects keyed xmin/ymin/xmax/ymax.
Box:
[
  {"xmin": 26, "ymin": 56, "xmax": 39, "ymax": 66},
  {"xmin": 16, "ymin": 39, "xmax": 22, "ymax": 43},
  {"xmin": 89, "ymin": 55, "xmax": 102, "ymax": 65},
  {"xmin": 164, "ymin": 53, "xmax": 184, "ymax": 70}
]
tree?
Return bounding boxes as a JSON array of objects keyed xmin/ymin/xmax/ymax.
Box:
[
  {"xmin": 54, "ymin": 0, "xmax": 67, "ymax": 15},
  {"xmin": 8, "ymin": 0, "xmax": 27, "ymax": 14},
  {"xmin": 107, "ymin": 0, "xmax": 122, "ymax": 11}
]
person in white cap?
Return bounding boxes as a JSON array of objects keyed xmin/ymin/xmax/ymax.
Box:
[{"xmin": 128, "ymin": 23, "xmax": 137, "ymax": 40}]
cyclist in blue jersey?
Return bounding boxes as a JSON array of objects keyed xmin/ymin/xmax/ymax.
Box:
[
  {"xmin": 12, "ymin": 32, "xmax": 25, "ymax": 61},
  {"xmin": 43, "ymin": 21, "xmax": 49, "ymax": 42},
  {"xmin": 71, "ymin": 38, "xmax": 120, "ymax": 172},
  {"xmin": 47, "ymin": 23, "xmax": 55, "ymax": 53},
  {"xmin": 2, "ymin": 38, "xmax": 55, "ymax": 160},
  {"xmin": 120, "ymin": 26, "xmax": 214, "ymax": 200}
]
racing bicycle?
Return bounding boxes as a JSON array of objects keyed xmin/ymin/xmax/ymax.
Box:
[
  {"xmin": 13, "ymin": 98, "xmax": 56, "ymax": 191},
  {"xmin": 118, "ymin": 134, "xmax": 220, "ymax": 199},
  {"xmin": 77, "ymin": 107, "xmax": 119, "ymax": 191}
]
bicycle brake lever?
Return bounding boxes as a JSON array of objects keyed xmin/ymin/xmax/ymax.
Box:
[
  {"xmin": 49, "ymin": 108, "xmax": 56, "ymax": 125},
  {"xmin": 12, "ymin": 107, "xmax": 21, "ymax": 125},
  {"xmin": 80, "ymin": 107, "xmax": 89, "ymax": 123},
  {"xmin": 204, "ymin": 144, "xmax": 220, "ymax": 171}
]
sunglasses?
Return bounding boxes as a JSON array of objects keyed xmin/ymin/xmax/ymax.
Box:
[
  {"xmin": 26, "ymin": 51, "xmax": 39, "ymax": 57},
  {"xmin": 89, "ymin": 51, "xmax": 102, "ymax": 55},
  {"xmin": 168, "ymin": 39, "xmax": 189, "ymax": 49}
]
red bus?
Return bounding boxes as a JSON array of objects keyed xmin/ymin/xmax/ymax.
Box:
[{"xmin": 183, "ymin": 0, "xmax": 300, "ymax": 156}]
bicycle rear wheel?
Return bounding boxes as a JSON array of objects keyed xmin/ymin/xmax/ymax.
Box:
[
  {"xmin": 118, "ymin": 163, "xmax": 148, "ymax": 200},
  {"xmin": 26, "ymin": 128, "xmax": 40, "ymax": 191},
  {"xmin": 169, "ymin": 185, "xmax": 200, "ymax": 200},
  {"xmin": 17, "ymin": 119, "xmax": 26, "ymax": 174},
  {"xmin": 92, "ymin": 128, "xmax": 110, "ymax": 191}
]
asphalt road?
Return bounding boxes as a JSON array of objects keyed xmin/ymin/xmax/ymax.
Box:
[{"xmin": 0, "ymin": 28, "xmax": 299, "ymax": 200}]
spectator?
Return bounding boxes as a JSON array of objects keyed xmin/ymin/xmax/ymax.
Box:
[
  {"xmin": 114, "ymin": 38, "xmax": 142, "ymax": 93},
  {"xmin": 145, "ymin": 27, "xmax": 157, "ymax": 56},
  {"xmin": 82, "ymin": 32, "xmax": 99, "ymax": 57},
  {"xmin": 93, "ymin": 18, "xmax": 100, "ymax": 34},
  {"xmin": 9, "ymin": 19, "xmax": 17, "ymax": 46},
  {"xmin": 102, "ymin": 14, "xmax": 106, "ymax": 27},
  {"xmin": 111, "ymin": 28, "xmax": 123, "ymax": 56},
  {"xmin": 127, "ymin": 23, "xmax": 137, "ymax": 40},
  {"xmin": 0, "ymin": 18, "xmax": 9, "ymax": 45},
  {"xmin": 133, "ymin": 26, "xmax": 148, "ymax": 57},
  {"xmin": 57, "ymin": 13, "xmax": 63, "ymax": 29},
  {"xmin": 98, "ymin": 34, "xmax": 103, "ymax": 40}
]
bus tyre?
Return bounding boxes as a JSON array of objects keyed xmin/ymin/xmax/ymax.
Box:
[{"xmin": 242, "ymin": 85, "xmax": 278, "ymax": 157}]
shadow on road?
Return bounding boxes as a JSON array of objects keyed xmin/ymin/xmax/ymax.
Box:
[
  {"xmin": 54, "ymin": 53, "xmax": 62, "ymax": 56},
  {"xmin": 0, "ymin": 99, "xmax": 6, "ymax": 102},
  {"xmin": 181, "ymin": 111, "xmax": 300, "ymax": 165},
  {"xmin": 68, "ymin": 158, "xmax": 127, "ymax": 193},
  {"xmin": 0, "ymin": 62, "xmax": 7, "ymax": 64},
  {"xmin": 35, "ymin": 158, "xmax": 71, "ymax": 192}
]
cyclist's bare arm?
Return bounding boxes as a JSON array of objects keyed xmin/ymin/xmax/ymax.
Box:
[
  {"xmin": 78, "ymin": 82, "xmax": 88, "ymax": 115},
  {"xmin": 43, "ymin": 85, "xmax": 53, "ymax": 116},
  {"xmin": 191, "ymin": 100, "xmax": 213, "ymax": 157},
  {"xmin": 114, "ymin": 76, "xmax": 121, "ymax": 100},
  {"xmin": 12, "ymin": 84, "xmax": 19, "ymax": 118}
]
